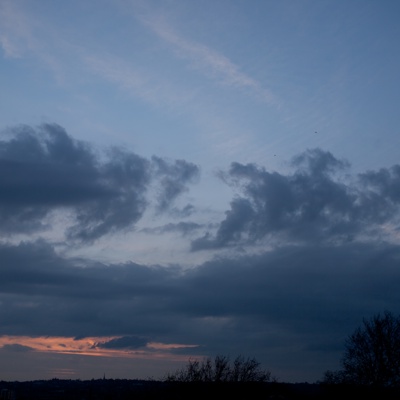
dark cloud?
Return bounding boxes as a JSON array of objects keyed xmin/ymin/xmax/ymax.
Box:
[
  {"xmin": 1, "ymin": 344, "xmax": 34, "ymax": 352},
  {"xmin": 152, "ymin": 156, "xmax": 200, "ymax": 213},
  {"xmin": 1, "ymin": 136, "xmax": 400, "ymax": 382},
  {"xmin": 0, "ymin": 240, "xmax": 181, "ymax": 337},
  {"xmin": 191, "ymin": 198, "xmax": 254, "ymax": 250},
  {"xmin": 359, "ymin": 165, "xmax": 400, "ymax": 202},
  {"xmin": 291, "ymin": 148, "xmax": 350, "ymax": 176},
  {"xmin": 66, "ymin": 146, "xmax": 151, "ymax": 242},
  {"xmin": 96, "ymin": 336, "xmax": 148, "ymax": 350},
  {"xmin": 1, "ymin": 238, "xmax": 400, "ymax": 381},
  {"xmin": 0, "ymin": 124, "xmax": 199, "ymax": 242},
  {"xmin": 192, "ymin": 148, "xmax": 400, "ymax": 250}
]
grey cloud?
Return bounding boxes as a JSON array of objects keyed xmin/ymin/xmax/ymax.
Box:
[
  {"xmin": 4, "ymin": 231, "xmax": 398, "ymax": 346},
  {"xmin": 1, "ymin": 344, "xmax": 34, "ymax": 352},
  {"xmin": 0, "ymin": 240, "xmax": 178, "ymax": 302},
  {"xmin": 170, "ymin": 204, "xmax": 196, "ymax": 218},
  {"xmin": 0, "ymin": 240, "xmax": 181, "ymax": 337},
  {"xmin": 192, "ymin": 148, "xmax": 400, "ymax": 250},
  {"xmin": 191, "ymin": 197, "xmax": 254, "ymax": 250},
  {"xmin": 141, "ymin": 221, "xmax": 203, "ymax": 236},
  {"xmin": 96, "ymin": 336, "xmax": 148, "ymax": 350},
  {"xmin": 0, "ymin": 124, "xmax": 199, "ymax": 242},
  {"xmin": 2, "ymin": 139, "xmax": 400, "ymax": 381},
  {"xmin": 359, "ymin": 165, "xmax": 400, "ymax": 202},
  {"xmin": 0, "ymin": 124, "xmax": 149, "ymax": 240},
  {"xmin": 151, "ymin": 156, "xmax": 200, "ymax": 212},
  {"xmin": 66, "ymin": 147, "xmax": 151, "ymax": 242},
  {"xmin": 1, "ymin": 239, "xmax": 400, "ymax": 381},
  {"xmin": 181, "ymin": 243, "xmax": 400, "ymax": 323},
  {"xmin": 291, "ymin": 148, "xmax": 350, "ymax": 177}
]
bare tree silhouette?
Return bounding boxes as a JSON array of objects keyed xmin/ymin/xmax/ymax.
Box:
[{"xmin": 323, "ymin": 311, "xmax": 400, "ymax": 387}]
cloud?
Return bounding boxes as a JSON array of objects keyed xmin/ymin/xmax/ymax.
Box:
[
  {"xmin": 1, "ymin": 238, "xmax": 399, "ymax": 346},
  {"xmin": 0, "ymin": 239, "xmax": 181, "ymax": 338},
  {"xmin": 359, "ymin": 165, "xmax": 400, "ymax": 202},
  {"xmin": 191, "ymin": 198, "xmax": 254, "ymax": 251},
  {"xmin": 192, "ymin": 148, "xmax": 400, "ymax": 250},
  {"xmin": 0, "ymin": 123, "xmax": 199, "ymax": 242},
  {"xmin": 1, "ymin": 343, "xmax": 34, "ymax": 352},
  {"xmin": 141, "ymin": 222, "xmax": 203, "ymax": 236},
  {"xmin": 1, "ymin": 238, "xmax": 400, "ymax": 380},
  {"xmin": 151, "ymin": 156, "xmax": 200, "ymax": 213},
  {"xmin": 169, "ymin": 204, "xmax": 196, "ymax": 218},
  {"xmin": 1, "ymin": 127, "xmax": 400, "ymax": 380},
  {"xmin": 141, "ymin": 13, "xmax": 275, "ymax": 103},
  {"xmin": 96, "ymin": 336, "xmax": 148, "ymax": 350},
  {"xmin": 83, "ymin": 52, "xmax": 198, "ymax": 110},
  {"xmin": 0, "ymin": 0, "xmax": 28, "ymax": 58},
  {"xmin": 0, "ymin": 123, "xmax": 150, "ymax": 240}
]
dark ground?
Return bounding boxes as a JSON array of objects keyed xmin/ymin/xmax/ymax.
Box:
[{"xmin": 1, "ymin": 379, "xmax": 400, "ymax": 400}]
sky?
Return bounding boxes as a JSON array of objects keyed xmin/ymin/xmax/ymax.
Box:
[{"xmin": 0, "ymin": 0, "xmax": 400, "ymax": 384}]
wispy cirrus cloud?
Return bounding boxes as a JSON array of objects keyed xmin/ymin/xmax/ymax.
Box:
[
  {"xmin": 0, "ymin": 0, "xmax": 32, "ymax": 58},
  {"xmin": 82, "ymin": 52, "xmax": 199, "ymax": 110},
  {"xmin": 0, "ymin": 0, "xmax": 274, "ymax": 166},
  {"xmin": 0, "ymin": 0, "xmax": 81, "ymax": 83},
  {"xmin": 140, "ymin": 13, "xmax": 276, "ymax": 104}
]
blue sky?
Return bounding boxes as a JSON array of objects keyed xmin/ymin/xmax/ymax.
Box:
[{"xmin": 1, "ymin": 0, "xmax": 400, "ymax": 383}]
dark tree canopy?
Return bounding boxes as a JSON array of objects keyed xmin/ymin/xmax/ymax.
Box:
[
  {"xmin": 324, "ymin": 311, "xmax": 400, "ymax": 387},
  {"xmin": 165, "ymin": 355, "xmax": 272, "ymax": 383}
]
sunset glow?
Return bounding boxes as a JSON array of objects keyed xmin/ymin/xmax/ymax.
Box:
[{"xmin": 0, "ymin": 336, "xmax": 199, "ymax": 359}]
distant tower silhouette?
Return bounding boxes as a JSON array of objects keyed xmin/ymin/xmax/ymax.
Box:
[{"xmin": 103, "ymin": 373, "xmax": 106, "ymax": 380}]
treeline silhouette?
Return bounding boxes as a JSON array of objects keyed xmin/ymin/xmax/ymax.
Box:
[
  {"xmin": 2, "ymin": 379, "xmax": 400, "ymax": 400},
  {"xmin": 164, "ymin": 355, "xmax": 272, "ymax": 383}
]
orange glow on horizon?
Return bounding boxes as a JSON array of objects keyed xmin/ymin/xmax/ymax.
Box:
[{"xmin": 0, "ymin": 335, "xmax": 199, "ymax": 360}]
